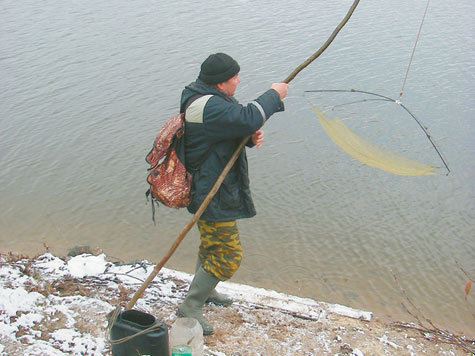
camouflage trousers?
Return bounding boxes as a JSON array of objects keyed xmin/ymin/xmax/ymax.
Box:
[{"xmin": 197, "ymin": 219, "xmax": 242, "ymax": 281}]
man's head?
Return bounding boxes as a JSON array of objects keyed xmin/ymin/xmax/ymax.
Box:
[{"xmin": 199, "ymin": 53, "xmax": 240, "ymax": 96}]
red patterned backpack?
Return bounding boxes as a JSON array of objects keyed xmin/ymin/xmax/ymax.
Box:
[
  {"xmin": 145, "ymin": 113, "xmax": 191, "ymax": 214},
  {"xmin": 145, "ymin": 95, "xmax": 214, "ymax": 222}
]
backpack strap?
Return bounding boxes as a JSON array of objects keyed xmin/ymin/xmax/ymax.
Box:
[{"xmin": 183, "ymin": 94, "xmax": 205, "ymax": 113}]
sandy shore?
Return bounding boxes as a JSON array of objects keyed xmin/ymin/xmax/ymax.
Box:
[{"xmin": 0, "ymin": 251, "xmax": 473, "ymax": 355}]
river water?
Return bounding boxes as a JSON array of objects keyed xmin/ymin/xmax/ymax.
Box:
[{"xmin": 1, "ymin": 0, "xmax": 474, "ymax": 335}]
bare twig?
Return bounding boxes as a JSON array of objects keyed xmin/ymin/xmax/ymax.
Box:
[
  {"xmin": 455, "ymin": 259, "xmax": 475, "ymax": 282},
  {"xmin": 455, "ymin": 259, "xmax": 474, "ymax": 312},
  {"xmin": 391, "ymin": 321, "xmax": 475, "ymax": 354},
  {"xmin": 391, "ymin": 272, "xmax": 475, "ymax": 353},
  {"xmin": 102, "ymin": 272, "xmax": 145, "ymax": 284},
  {"xmin": 392, "ymin": 272, "xmax": 438, "ymax": 330}
]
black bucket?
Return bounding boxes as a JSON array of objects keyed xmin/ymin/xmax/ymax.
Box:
[{"xmin": 110, "ymin": 309, "xmax": 169, "ymax": 356}]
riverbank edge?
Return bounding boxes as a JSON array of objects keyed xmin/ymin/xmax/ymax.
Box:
[{"xmin": 0, "ymin": 251, "xmax": 473, "ymax": 355}]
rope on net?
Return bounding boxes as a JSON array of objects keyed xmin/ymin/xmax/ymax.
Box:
[{"xmin": 399, "ymin": 0, "xmax": 431, "ymax": 101}]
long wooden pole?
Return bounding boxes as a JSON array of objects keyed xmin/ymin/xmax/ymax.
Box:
[{"xmin": 126, "ymin": 0, "xmax": 360, "ymax": 310}]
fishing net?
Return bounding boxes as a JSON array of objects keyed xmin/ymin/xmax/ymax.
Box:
[
  {"xmin": 305, "ymin": 90, "xmax": 447, "ymax": 176},
  {"xmin": 310, "ymin": 104, "xmax": 437, "ymax": 175}
]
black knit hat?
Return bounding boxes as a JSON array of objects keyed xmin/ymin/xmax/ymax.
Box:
[{"xmin": 198, "ymin": 53, "xmax": 240, "ymax": 85}]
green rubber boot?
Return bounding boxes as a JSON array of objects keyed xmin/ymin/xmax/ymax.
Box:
[
  {"xmin": 194, "ymin": 259, "xmax": 233, "ymax": 306},
  {"xmin": 177, "ymin": 266, "xmax": 219, "ymax": 335}
]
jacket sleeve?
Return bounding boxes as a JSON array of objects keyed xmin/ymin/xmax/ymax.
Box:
[{"xmin": 202, "ymin": 89, "xmax": 284, "ymax": 142}]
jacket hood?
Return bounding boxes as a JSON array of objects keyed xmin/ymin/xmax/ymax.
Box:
[{"xmin": 180, "ymin": 79, "xmax": 235, "ymax": 113}]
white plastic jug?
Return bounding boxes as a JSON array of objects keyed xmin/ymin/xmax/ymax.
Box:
[{"xmin": 169, "ymin": 318, "xmax": 203, "ymax": 356}]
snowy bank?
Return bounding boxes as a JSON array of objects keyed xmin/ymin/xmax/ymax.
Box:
[{"xmin": 0, "ymin": 252, "xmax": 473, "ymax": 355}]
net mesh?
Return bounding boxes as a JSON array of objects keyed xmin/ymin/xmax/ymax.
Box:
[{"xmin": 311, "ymin": 104, "xmax": 437, "ymax": 175}]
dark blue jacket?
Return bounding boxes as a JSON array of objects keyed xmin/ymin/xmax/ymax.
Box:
[{"xmin": 180, "ymin": 79, "xmax": 284, "ymax": 221}]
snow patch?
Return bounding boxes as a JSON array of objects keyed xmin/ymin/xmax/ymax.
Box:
[
  {"xmin": 379, "ymin": 333, "xmax": 401, "ymax": 349},
  {"xmin": 0, "ymin": 287, "xmax": 41, "ymax": 317},
  {"xmin": 351, "ymin": 348, "xmax": 364, "ymax": 356},
  {"xmin": 67, "ymin": 254, "xmax": 108, "ymax": 278}
]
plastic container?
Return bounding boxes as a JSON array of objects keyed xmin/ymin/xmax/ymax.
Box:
[
  {"xmin": 110, "ymin": 309, "xmax": 169, "ymax": 356},
  {"xmin": 171, "ymin": 345, "xmax": 192, "ymax": 356},
  {"xmin": 169, "ymin": 318, "xmax": 203, "ymax": 356}
]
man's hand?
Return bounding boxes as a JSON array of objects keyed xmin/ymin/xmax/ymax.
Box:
[
  {"xmin": 271, "ymin": 82, "xmax": 289, "ymax": 100},
  {"xmin": 251, "ymin": 129, "xmax": 264, "ymax": 148}
]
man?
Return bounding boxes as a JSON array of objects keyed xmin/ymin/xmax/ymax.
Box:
[{"xmin": 177, "ymin": 53, "xmax": 288, "ymax": 335}]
